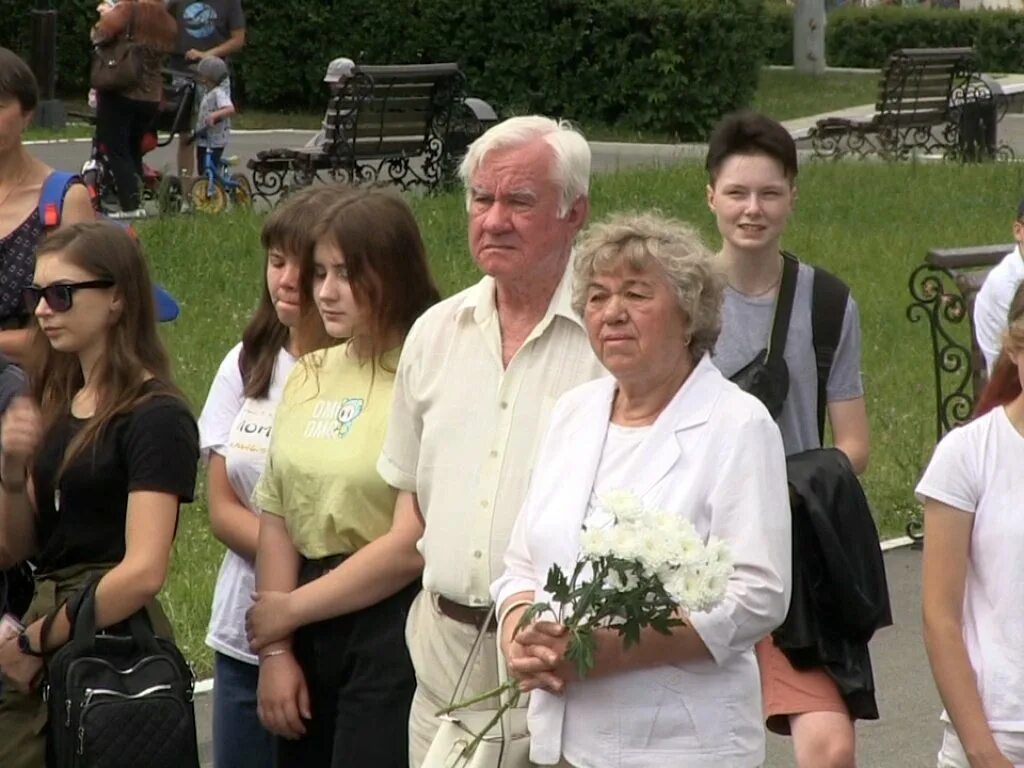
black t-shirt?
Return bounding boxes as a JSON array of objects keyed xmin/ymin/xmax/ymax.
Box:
[{"xmin": 31, "ymin": 387, "xmax": 199, "ymax": 574}]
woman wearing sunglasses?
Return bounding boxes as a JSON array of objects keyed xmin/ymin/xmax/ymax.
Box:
[{"xmin": 0, "ymin": 220, "xmax": 199, "ymax": 768}]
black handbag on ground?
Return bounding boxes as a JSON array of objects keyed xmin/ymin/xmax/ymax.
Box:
[
  {"xmin": 44, "ymin": 581, "xmax": 199, "ymax": 768},
  {"xmin": 90, "ymin": 4, "xmax": 145, "ymax": 92},
  {"xmin": 729, "ymin": 252, "xmax": 799, "ymax": 418}
]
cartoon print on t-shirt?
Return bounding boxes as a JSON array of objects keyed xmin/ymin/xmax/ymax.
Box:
[
  {"xmin": 303, "ymin": 398, "xmax": 365, "ymax": 439},
  {"xmin": 183, "ymin": 2, "xmax": 219, "ymax": 39}
]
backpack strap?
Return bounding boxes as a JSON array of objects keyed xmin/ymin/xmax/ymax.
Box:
[
  {"xmin": 38, "ymin": 171, "xmax": 82, "ymax": 229},
  {"xmin": 810, "ymin": 267, "xmax": 851, "ymax": 444}
]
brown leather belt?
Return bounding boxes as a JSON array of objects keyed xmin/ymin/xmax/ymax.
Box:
[{"xmin": 437, "ymin": 595, "xmax": 497, "ymax": 633}]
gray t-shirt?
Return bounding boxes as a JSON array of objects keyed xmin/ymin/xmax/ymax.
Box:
[
  {"xmin": 196, "ymin": 83, "xmax": 232, "ymax": 148},
  {"xmin": 170, "ymin": 0, "xmax": 245, "ymax": 58},
  {"xmin": 711, "ymin": 262, "xmax": 864, "ymax": 457}
]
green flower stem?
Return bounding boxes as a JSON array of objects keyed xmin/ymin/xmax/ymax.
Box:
[{"xmin": 434, "ymin": 680, "xmax": 519, "ymax": 717}]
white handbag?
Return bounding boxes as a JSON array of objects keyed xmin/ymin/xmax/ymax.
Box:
[{"xmin": 421, "ymin": 606, "xmax": 531, "ymax": 768}]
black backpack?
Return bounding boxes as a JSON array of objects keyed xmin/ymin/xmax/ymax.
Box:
[{"xmin": 44, "ymin": 581, "xmax": 200, "ymax": 768}]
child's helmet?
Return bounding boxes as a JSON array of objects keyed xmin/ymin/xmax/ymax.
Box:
[{"xmin": 197, "ymin": 56, "xmax": 229, "ymax": 85}]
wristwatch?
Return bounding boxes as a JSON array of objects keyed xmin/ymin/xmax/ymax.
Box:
[{"xmin": 16, "ymin": 631, "xmax": 43, "ymax": 658}]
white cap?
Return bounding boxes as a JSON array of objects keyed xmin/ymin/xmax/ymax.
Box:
[{"xmin": 323, "ymin": 57, "xmax": 355, "ymax": 84}]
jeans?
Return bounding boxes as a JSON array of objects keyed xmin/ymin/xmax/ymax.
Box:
[
  {"xmin": 94, "ymin": 90, "xmax": 158, "ymax": 210},
  {"xmin": 196, "ymin": 145, "xmax": 225, "ymax": 176},
  {"xmin": 275, "ymin": 557, "xmax": 420, "ymax": 768},
  {"xmin": 213, "ymin": 652, "xmax": 274, "ymax": 768}
]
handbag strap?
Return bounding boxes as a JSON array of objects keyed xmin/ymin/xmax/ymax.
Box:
[
  {"xmin": 764, "ymin": 252, "xmax": 799, "ymax": 365},
  {"xmin": 125, "ymin": 3, "xmax": 137, "ymax": 39},
  {"xmin": 69, "ymin": 578, "xmax": 160, "ymax": 656},
  {"xmin": 447, "ymin": 602, "xmax": 497, "ymax": 708}
]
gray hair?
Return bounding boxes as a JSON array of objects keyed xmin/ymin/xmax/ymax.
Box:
[
  {"xmin": 458, "ymin": 115, "xmax": 591, "ymax": 217},
  {"xmin": 572, "ymin": 212, "xmax": 725, "ymax": 361}
]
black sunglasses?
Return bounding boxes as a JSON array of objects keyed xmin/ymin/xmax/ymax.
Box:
[{"xmin": 22, "ymin": 280, "xmax": 115, "ymax": 314}]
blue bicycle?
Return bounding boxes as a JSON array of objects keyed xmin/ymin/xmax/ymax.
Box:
[{"xmin": 188, "ymin": 130, "xmax": 252, "ymax": 213}]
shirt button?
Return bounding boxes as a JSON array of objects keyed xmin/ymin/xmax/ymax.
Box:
[
  {"xmin": 480, "ymin": 500, "xmax": 489, "ymax": 509},
  {"xmin": 489, "ymin": 450, "xmax": 498, "ymax": 458},
  {"xmin": 500, "ymin": 401, "xmax": 509, "ymax": 410},
  {"xmin": 473, "ymin": 550, "xmax": 483, "ymax": 559}
]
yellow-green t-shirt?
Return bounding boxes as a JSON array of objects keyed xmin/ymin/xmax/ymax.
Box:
[{"xmin": 252, "ymin": 343, "xmax": 399, "ymax": 558}]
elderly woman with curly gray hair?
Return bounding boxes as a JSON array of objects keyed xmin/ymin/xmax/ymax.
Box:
[{"xmin": 491, "ymin": 212, "xmax": 792, "ymax": 768}]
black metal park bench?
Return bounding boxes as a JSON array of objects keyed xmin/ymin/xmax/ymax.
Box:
[
  {"xmin": 248, "ymin": 62, "xmax": 497, "ymax": 202},
  {"xmin": 810, "ymin": 47, "xmax": 1012, "ymax": 162},
  {"xmin": 906, "ymin": 243, "xmax": 1010, "ymax": 539}
]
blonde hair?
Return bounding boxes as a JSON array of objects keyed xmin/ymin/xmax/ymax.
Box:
[{"xmin": 572, "ymin": 212, "xmax": 724, "ymax": 360}]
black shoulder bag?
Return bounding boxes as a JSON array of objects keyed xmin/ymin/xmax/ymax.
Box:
[
  {"xmin": 44, "ymin": 581, "xmax": 200, "ymax": 768},
  {"xmin": 729, "ymin": 252, "xmax": 799, "ymax": 418}
]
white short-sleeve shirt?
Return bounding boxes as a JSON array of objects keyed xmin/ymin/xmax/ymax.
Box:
[
  {"xmin": 974, "ymin": 246, "xmax": 1024, "ymax": 374},
  {"xmin": 916, "ymin": 407, "xmax": 1024, "ymax": 732},
  {"xmin": 198, "ymin": 343, "xmax": 296, "ymax": 664}
]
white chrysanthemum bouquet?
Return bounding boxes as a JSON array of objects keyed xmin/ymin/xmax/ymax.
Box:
[
  {"xmin": 436, "ymin": 490, "xmax": 734, "ymax": 762},
  {"xmin": 533, "ymin": 489, "xmax": 734, "ymax": 676}
]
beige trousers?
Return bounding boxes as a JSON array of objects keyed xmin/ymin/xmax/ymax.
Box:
[{"xmin": 406, "ymin": 590, "xmax": 504, "ymax": 767}]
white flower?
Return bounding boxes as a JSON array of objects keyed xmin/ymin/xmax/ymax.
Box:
[
  {"xmin": 599, "ymin": 490, "xmax": 645, "ymax": 524},
  {"xmin": 580, "ymin": 526, "xmax": 613, "ymax": 558}
]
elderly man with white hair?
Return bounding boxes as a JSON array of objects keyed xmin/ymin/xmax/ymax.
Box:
[{"xmin": 376, "ymin": 115, "xmax": 607, "ymax": 766}]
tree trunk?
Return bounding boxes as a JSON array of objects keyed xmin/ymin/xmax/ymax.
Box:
[{"xmin": 793, "ymin": 0, "xmax": 827, "ymax": 75}]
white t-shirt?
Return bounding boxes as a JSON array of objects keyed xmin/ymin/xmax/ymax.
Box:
[
  {"xmin": 198, "ymin": 342, "xmax": 297, "ymax": 665},
  {"xmin": 585, "ymin": 422, "xmax": 652, "ymax": 521},
  {"xmin": 915, "ymin": 407, "xmax": 1024, "ymax": 733},
  {"xmin": 974, "ymin": 246, "xmax": 1024, "ymax": 374}
]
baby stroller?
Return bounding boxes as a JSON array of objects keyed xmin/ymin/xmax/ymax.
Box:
[{"xmin": 73, "ymin": 70, "xmax": 197, "ymax": 216}]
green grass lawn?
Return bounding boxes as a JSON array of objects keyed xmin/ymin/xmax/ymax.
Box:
[
  {"xmin": 752, "ymin": 69, "xmax": 880, "ymax": 121},
  {"xmin": 142, "ymin": 159, "xmax": 1024, "ymax": 677}
]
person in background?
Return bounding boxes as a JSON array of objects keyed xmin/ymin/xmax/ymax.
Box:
[
  {"xmin": 973, "ymin": 200, "xmax": 1024, "ymax": 375},
  {"xmin": 90, "ymin": 0, "xmax": 177, "ymax": 218},
  {"xmin": 706, "ymin": 111, "xmax": 870, "ymax": 768},
  {"xmin": 166, "ymin": 0, "xmax": 246, "ymax": 176},
  {"xmin": 0, "ymin": 222, "xmax": 198, "ymax": 768},
  {"xmin": 197, "ymin": 186, "xmax": 345, "ymax": 768},
  {"xmin": 921, "ymin": 283, "xmax": 1024, "ymax": 768},
  {"xmin": 246, "ymin": 189, "xmax": 440, "ymax": 767},
  {"xmin": 191, "ymin": 55, "xmax": 234, "ymax": 174},
  {"xmin": 375, "ymin": 115, "xmax": 606, "ymax": 767},
  {"xmin": 0, "ymin": 48, "xmax": 94, "ymax": 364}
]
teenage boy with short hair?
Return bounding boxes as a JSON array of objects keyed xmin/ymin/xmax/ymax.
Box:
[{"xmin": 706, "ymin": 111, "xmax": 870, "ymax": 768}]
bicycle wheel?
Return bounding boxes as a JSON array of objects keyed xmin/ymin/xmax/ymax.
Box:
[
  {"xmin": 229, "ymin": 174, "xmax": 252, "ymax": 208},
  {"xmin": 190, "ymin": 177, "xmax": 227, "ymax": 213}
]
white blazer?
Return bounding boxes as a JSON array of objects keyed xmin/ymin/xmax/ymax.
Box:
[{"xmin": 492, "ymin": 355, "xmax": 792, "ymax": 768}]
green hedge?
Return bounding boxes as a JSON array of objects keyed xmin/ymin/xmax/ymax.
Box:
[
  {"xmin": 1, "ymin": 0, "xmax": 99, "ymax": 97},
  {"xmin": 239, "ymin": 0, "xmax": 768, "ymax": 140},
  {"xmin": 3, "ymin": 0, "xmax": 768, "ymax": 141},
  {"xmin": 766, "ymin": 6, "xmax": 1024, "ymax": 72}
]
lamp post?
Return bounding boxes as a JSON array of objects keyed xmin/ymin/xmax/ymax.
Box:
[{"xmin": 29, "ymin": 0, "xmax": 66, "ymax": 129}]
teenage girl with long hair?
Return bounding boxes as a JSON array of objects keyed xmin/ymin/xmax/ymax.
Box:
[
  {"xmin": 245, "ymin": 188, "xmax": 441, "ymax": 767},
  {"xmin": 197, "ymin": 185, "xmax": 349, "ymax": 768},
  {"xmin": 920, "ymin": 282, "xmax": 1024, "ymax": 768},
  {"xmin": 0, "ymin": 221, "xmax": 198, "ymax": 768}
]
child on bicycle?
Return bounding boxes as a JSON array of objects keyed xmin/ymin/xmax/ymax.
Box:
[{"xmin": 193, "ymin": 56, "xmax": 235, "ymax": 173}]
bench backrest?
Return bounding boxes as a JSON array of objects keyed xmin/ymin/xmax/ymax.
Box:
[
  {"xmin": 325, "ymin": 63, "xmax": 464, "ymax": 159},
  {"xmin": 876, "ymin": 48, "xmax": 978, "ymax": 130},
  {"xmin": 910, "ymin": 243, "xmax": 1009, "ymax": 440}
]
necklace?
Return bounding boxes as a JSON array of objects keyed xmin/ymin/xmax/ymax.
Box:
[{"xmin": 729, "ymin": 272, "xmax": 782, "ymax": 298}]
